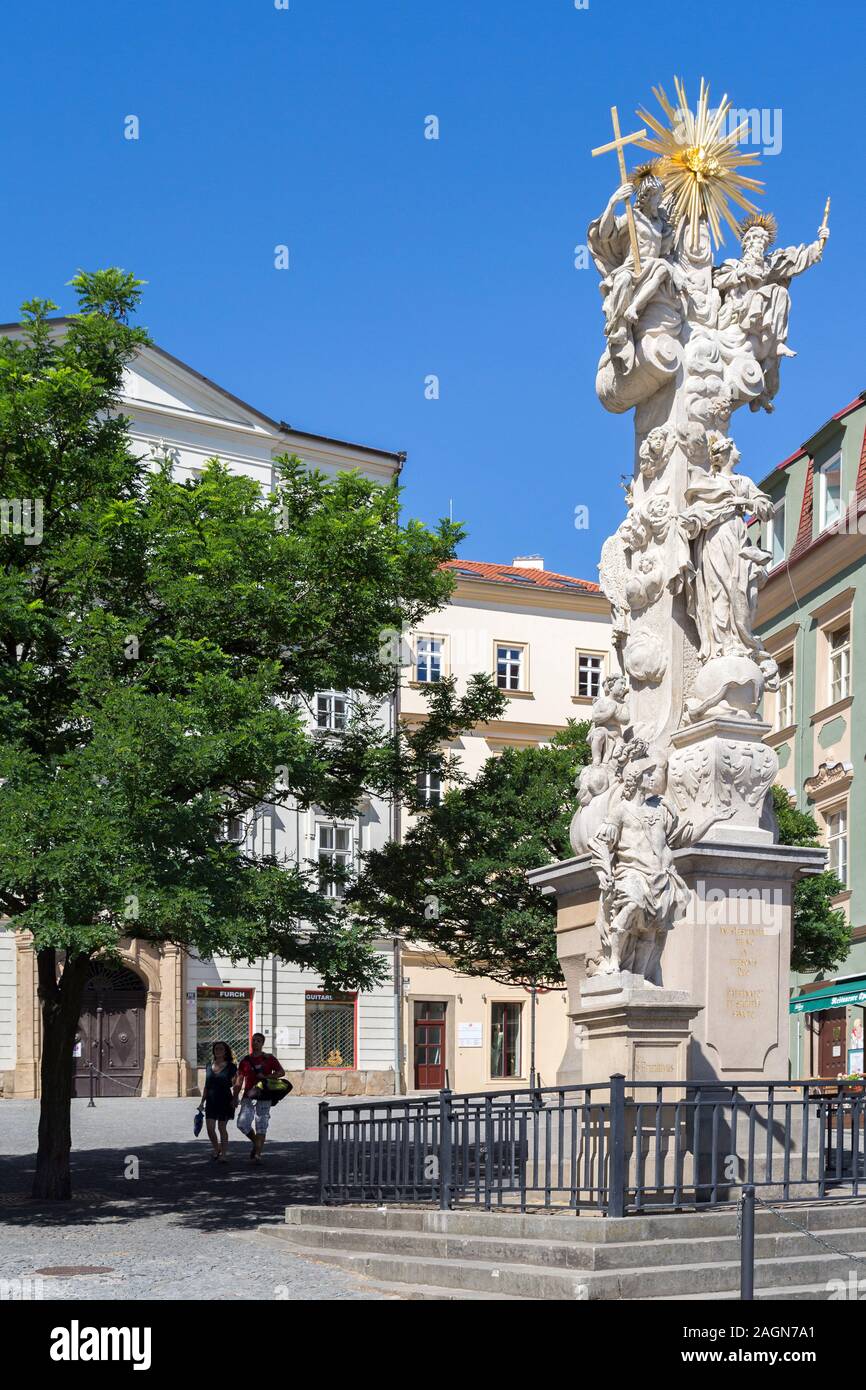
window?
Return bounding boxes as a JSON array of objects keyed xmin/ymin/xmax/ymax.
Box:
[
  {"xmin": 490, "ymin": 1001, "xmax": 522, "ymax": 1078},
  {"xmin": 305, "ymin": 991, "xmax": 356, "ymax": 1068},
  {"xmin": 826, "ymin": 806, "xmax": 849, "ymax": 888},
  {"xmin": 496, "ymin": 644, "xmax": 524, "ymax": 692},
  {"xmin": 776, "ymin": 657, "xmax": 794, "ymax": 730},
  {"xmin": 416, "ymin": 770, "xmax": 442, "ymax": 807},
  {"xmin": 577, "ymin": 652, "xmax": 604, "ymax": 700},
  {"xmin": 829, "ymin": 625, "xmax": 851, "ymax": 704},
  {"xmin": 818, "ymin": 454, "xmax": 843, "ymax": 531},
  {"xmin": 317, "ymin": 824, "xmax": 352, "ymax": 898},
  {"xmin": 415, "ymin": 636, "xmax": 443, "ymax": 684},
  {"xmin": 223, "ymin": 814, "xmax": 246, "ymax": 844},
  {"xmin": 316, "ymin": 692, "xmax": 348, "ymax": 732},
  {"xmin": 768, "ymin": 498, "xmax": 786, "ymax": 567},
  {"xmin": 195, "ymin": 988, "xmax": 251, "ymax": 1068}
]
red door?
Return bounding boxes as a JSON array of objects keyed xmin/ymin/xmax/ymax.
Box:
[{"xmin": 414, "ymin": 1002, "xmax": 446, "ymax": 1090}]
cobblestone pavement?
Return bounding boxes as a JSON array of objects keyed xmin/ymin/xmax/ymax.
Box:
[{"xmin": 0, "ymin": 1098, "xmax": 392, "ymax": 1301}]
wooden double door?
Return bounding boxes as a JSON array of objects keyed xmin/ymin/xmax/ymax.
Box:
[{"xmin": 73, "ymin": 964, "xmax": 146, "ymax": 1098}]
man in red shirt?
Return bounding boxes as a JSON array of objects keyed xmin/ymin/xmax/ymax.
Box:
[{"xmin": 233, "ymin": 1033, "xmax": 285, "ymax": 1162}]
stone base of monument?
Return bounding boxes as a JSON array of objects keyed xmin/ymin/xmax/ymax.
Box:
[
  {"xmin": 529, "ymin": 838, "xmax": 827, "ymax": 1086},
  {"xmin": 572, "ymin": 977, "xmax": 699, "ymax": 1088}
]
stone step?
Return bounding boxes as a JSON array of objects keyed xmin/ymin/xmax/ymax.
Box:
[
  {"xmin": 359, "ymin": 1279, "xmax": 524, "ymax": 1301},
  {"xmin": 271, "ymin": 1219, "xmax": 866, "ymax": 1273},
  {"xmin": 286, "ymin": 1199, "xmax": 866, "ymax": 1244},
  {"xmin": 260, "ymin": 1225, "xmax": 866, "ymax": 1299}
]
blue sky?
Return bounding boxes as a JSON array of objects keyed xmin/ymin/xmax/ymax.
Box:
[{"xmin": 1, "ymin": 0, "xmax": 863, "ymax": 580}]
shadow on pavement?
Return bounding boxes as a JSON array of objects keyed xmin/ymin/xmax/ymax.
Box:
[{"xmin": 0, "ymin": 1139, "xmax": 319, "ymax": 1232}]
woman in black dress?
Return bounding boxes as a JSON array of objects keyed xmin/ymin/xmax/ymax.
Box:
[{"xmin": 200, "ymin": 1041, "xmax": 238, "ymax": 1161}]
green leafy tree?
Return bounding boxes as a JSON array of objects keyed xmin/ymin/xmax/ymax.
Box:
[
  {"xmin": 772, "ymin": 785, "xmax": 851, "ymax": 974},
  {"xmin": 349, "ymin": 722, "xmax": 591, "ymax": 986},
  {"xmin": 0, "ymin": 272, "xmax": 503, "ymax": 1198}
]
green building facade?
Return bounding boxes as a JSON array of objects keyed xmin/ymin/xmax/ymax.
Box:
[{"xmin": 755, "ymin": 391, "xmax": 866, "ymax": 1078}]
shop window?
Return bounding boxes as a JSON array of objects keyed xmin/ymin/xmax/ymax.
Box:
[
  {"xmin": 195, "ymin": 988, "xmax": 251, "ymax": 1068},
  {"xmin": 305, "ymin": 992, "xmax": 356, "ymax": 1068}
]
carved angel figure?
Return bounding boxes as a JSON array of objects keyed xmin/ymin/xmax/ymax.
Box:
[{"xmin": 589, "ymin": 673, "xmax": 631, "ymax": 766}]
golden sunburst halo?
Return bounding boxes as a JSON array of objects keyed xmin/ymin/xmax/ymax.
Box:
[{"xmin": 635, "ymin": 76, "xmax": 764, "ymax": 249}]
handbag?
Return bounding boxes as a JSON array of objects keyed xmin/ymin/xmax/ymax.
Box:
[
  {"xmin": 194, "ymin": 1107, "xmax": 204, "ymax": 1137},
  {"xmin": 253, "ymin": 1075, "xmax": 293, "ymax": 1106}
]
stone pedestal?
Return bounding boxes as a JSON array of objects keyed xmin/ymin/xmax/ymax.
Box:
[
  {"xmin": 575, "ymin": 977, "xmax": 699, "ymax": 1087},
  {"xmin": 529, "ymin": 839, "xmax": 826, "ymax": 1085},
  {"xmin": 667, "ymin": 716, "xmax": 778, "ymax": 847}
]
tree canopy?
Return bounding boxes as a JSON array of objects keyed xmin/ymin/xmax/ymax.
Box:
[
  {"xmin": 0, "ymin": 270, "xmax": 503, "ymax": 1195},
  {"xmin": 349, "ymin": 722, "xmax": 591, "ymax": 986}
]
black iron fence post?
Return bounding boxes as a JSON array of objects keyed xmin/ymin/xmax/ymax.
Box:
[
  {"xmin": 739, "ymin": 1183, "xmax": 755, "ymax": 1299},
  {"xmin": 88, "ymin": 1060, "xmax": 96, "ymax": 1109},
  {"xmin": 318, "ymin": 1101, "xmax": 329, "ymax": 1205},
  {"xmin": 439, "ymin": 1087, "xmax": 453, "ymax": 1211},
  {"xmin": 609, "ymin": 1073, "xmax": 627, "ymax": 1217}
]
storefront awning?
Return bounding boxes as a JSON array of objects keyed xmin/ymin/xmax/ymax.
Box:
[{"xmin": 790, "ymin": 982, "xmax": 866, "ymax": 1015}]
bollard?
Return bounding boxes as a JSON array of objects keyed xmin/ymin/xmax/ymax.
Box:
[
  {"xmin": 438, "ymin": 1087, "xmax": 453, "ymax": 1211},
  {"xmin": 740, "ymin": 1184, "xmax": 755, "ymax": 1299}
]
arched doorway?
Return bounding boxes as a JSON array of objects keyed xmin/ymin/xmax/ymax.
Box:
[{"xmin": 73, "ymin": 962, "xmax": 147, "ymax": 1098}]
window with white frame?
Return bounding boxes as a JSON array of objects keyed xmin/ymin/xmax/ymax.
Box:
[
  {"xmin": 496, "ymin": 643, "xmax": 525, "ymax": 692},
  {"xmin": 317, "ymin": 824, "xmax": 352, "ymax": 898},
  {"xmin": 829, "ymin": 624, "xmax": 851, "ymax": 704},
  {"xmin": 223, "ymin": 814, "xmax": 246, "ymax": 844},
  {"xmin": 818, "ymin": 454, "xmax": 843, "ymax": 531},
  {"xmin": 577, "ymin": 651, "xmax": 604, "ymax": 700},
  {"xmin": 415, "ymin": 636, "xmax": 443, "ymax": 684},
  {"xmin": 776, "ymin": 656, "xmax": 794, "ymax": 730},
  {"xmin": 316, "ymin": 691, "xmax": 348, "ymax": 732},
  {"xmin": 416, "ymin": 770, "xmax": 442, "ymax": 807},
  {"xmin": 825, "ymin": 805, "xmax": 849, "ymax": 888},
  {"xmin": 768, "ymin": 497, "xmax": 786, "ymax": 567}
]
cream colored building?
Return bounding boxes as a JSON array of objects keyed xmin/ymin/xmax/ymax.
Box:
[{"xmin": 399, "ymin": 557, "xmax": 614, "ymax": 1093}]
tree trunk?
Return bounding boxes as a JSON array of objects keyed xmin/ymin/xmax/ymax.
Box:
[{"xmin": 32, "ymin": 950, "xmax": 90, "ymax": 1201}]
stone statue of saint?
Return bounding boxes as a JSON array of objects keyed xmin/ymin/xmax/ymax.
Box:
[
  {"xmin": 679, "ymin": 432, "xmax": 774, "ymax": 665},
  {"xmin": 588, "ymin": 164, "xmax": 678, "ymax": 370},
  {"xmin": 714, "ymin": 213, "xmax": 829, "ymax": 412},
  {"xmin": 589, "ymin": 755, "xmax": 732, "ymax": 984}
]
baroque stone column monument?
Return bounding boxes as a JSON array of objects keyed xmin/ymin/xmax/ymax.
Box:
[{"xmin": 530, "ymin": 79, "xmax": 828, "ymax": 1085}]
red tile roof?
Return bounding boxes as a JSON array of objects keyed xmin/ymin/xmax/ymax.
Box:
[{"xmin": 443, "ymin": 558, "xmax": 600, "ymax": 594}]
